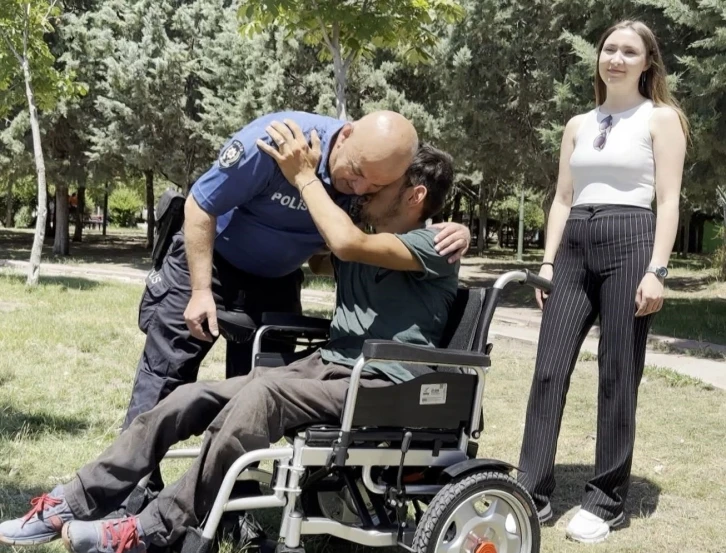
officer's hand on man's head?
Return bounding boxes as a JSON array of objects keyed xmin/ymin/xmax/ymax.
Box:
[{"xmin": 256, "ymin": 119, "xmax": 322, "ymax": 189}]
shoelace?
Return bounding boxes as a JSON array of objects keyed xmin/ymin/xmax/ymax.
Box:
[
  {"xmin": 101, "ymin": 518, "xmax": 143, "ymax": 553},
  {"xmin": 21, "ymin": 494, "xmax": 62, "ymax": 527}
]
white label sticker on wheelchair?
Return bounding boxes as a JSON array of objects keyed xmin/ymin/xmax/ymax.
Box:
[{"xmin": 420, "ymin": 383, "xmax": 447, "ymax": 405}]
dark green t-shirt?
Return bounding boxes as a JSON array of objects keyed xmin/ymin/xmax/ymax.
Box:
[{"xmin": 320, "ymin": 228, "xmax": 459, "ymax": 383}]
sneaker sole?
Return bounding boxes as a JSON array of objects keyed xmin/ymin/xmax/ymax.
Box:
[
  {"xmin": 566, "ymin": 512, "xmax": 625, "ymax": 544},
  {"xmin": 0, "ymin": 533, "xmax": 60, "ymax": 546}
]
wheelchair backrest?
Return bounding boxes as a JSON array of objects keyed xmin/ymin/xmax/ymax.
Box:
[
  {"xmin": 350, "ymin": 287, "xmax": 489, "ymax": 434},
  {"xmin": 436, "ymin": 287, "xmax": 487, "ymax": 373}
]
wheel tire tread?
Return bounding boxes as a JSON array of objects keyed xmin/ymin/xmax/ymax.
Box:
[{"xmin": 411, "ymin": 470, "xmax": 540, "ymax": 553}]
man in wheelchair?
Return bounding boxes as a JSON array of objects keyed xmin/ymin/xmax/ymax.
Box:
[{"xmin": 0, "ymin": 137, "xmax": 464, "ymax": 553}]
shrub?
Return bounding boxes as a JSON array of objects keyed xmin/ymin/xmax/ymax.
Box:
[
  {"xmin": 108, "ymin": 189, "xmax": 142, "ymax": 227},
  {"xmin": 14, "ymin": 206, "xmax": 34, "ymax": 228}
]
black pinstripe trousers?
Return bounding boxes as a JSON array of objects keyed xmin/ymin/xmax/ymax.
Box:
[{"xmin": 517, "ymin": 204, "xmax": 656, "ymax": 520}]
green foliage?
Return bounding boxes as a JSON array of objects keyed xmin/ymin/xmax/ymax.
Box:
[
  {"xmin": 636, "ymin": 0, "xmax": 726, "ymax": 211},
  {"xmin": 491, "ymin": 192, "xmax": 545, "ymax": 230},
  {"xmin": 715, "ymin": 235, "xmax": 726, "ymax": 282},
  {"xmin": 108, "ymin": 188, "xmax": 142, "ymax": 227},
  {"xmin": 1, "ymin": 0, "xmax": 725, "ymax": 250},
  {"xmin": 0, "ymin": 0, "xmax": 79, "ymax": 117},
  {"xmin": 717, "ymin": 186, "xmax": 726, "ymax": 281},
  {"xmin": 62, "ymin": 0, "xmax": 337, "ymax": 191},
  {"xmin": 14, "ymin": 205, "xmax": 33, "ymax": 228},
  {"xmin": 239, "ymin": 0, "xmax": 464, "ymax": 64},
  {"xmin": 239, "ymin": 0, "xmax": 464, "ymax": 118}
]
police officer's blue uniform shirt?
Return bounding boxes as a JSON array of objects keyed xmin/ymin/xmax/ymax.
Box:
[{"xmin": 190, "ymin": 111, "xmax": 349, "ymax": 278}]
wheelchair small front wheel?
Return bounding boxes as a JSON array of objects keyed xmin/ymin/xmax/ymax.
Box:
[{"xmin": 412, "ymin": 470, "xmax": 540, "ymax": 553}]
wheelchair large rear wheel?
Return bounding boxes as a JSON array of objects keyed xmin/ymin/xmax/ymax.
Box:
[{"xmin": 412, "ymin": 471, "xmax": 539, "ymax": 553}]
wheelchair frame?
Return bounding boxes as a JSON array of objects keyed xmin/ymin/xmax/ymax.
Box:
[{"xmin": 158, "ymin": 269, "xmax": 551, "ymax": 553}]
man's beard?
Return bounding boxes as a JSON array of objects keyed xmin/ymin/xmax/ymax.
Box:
[{"xmin": 360, "ymin": 195, "xmax": 404, "ymax": 228}]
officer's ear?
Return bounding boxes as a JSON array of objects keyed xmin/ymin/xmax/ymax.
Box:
[{"xmin": 337, "ymin": 123, "xmax": 354, "ymax": 144}]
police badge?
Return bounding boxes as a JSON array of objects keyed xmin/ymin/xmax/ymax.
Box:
[{"xmin": 219, "ymin": 139, "xmax": 245, "ymax": 168}]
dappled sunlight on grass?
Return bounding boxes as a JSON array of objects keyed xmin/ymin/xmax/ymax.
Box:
[{"xmin": 0, "ymin": 266, "xmax": 724, "ymax": 553}]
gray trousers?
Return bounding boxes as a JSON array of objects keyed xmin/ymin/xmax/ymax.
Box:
[{"xmin": 65, "ymin": 352, "xmax": 390, "ymax": 546}]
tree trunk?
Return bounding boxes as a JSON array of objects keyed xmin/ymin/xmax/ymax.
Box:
[
  {"xmin": 46, "ymin": 188, "xmax": 54, "ymax": 237},
  {"xmin": 477, "ymin": 183, "xmax": 489, "ymax": 255},
  {"xmin": 680, "ymin": 210, "xmax": 691, "ymax": 257},
  {"xmin": 53, "ymin": 184, "xmax": 70, "ymax": 255},
  {"xmin": 145, "ymin": 169, "xmax": 155, "ymax": 249},
  {"xmin": 73, "ymin": 183, "xmax": 86, "ymax": 242},
  {"xmin": 517, "ymin": 186, "xmax": 525, "ymax": 262},
  {"xmin": 4, "ymin": 177, "xmax": 12, "ymax": 227},
  {"xmin": 23, "ymin": 58, "xmax": 48, "ymax": 287},
  {"xmin": 452, "ymin": 192, "xmax": 462, "ymax": 223},
  {"xmin": 541, "ymin": 186, "xmax": 555, "ymax": 245},
  {"xmin": 102, "ymin": 184, "xmax": 109, "ymax": 236},
  {"xmin": 330, "ymin": 26, "xmax": 348, "ymax": 121},
  {"xmin": 468, "ymin": 204, "xmax": 474, "ymax": 241}
]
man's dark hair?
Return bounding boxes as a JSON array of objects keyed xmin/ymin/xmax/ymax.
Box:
[{"xmin": 405, "ymin": 143, "xmax": 454, "ymax": 221}]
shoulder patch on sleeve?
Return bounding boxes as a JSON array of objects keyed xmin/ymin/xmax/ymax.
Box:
[{"xmin": 219, "ymin": 139, "xmax": 245, "ymax": 168}]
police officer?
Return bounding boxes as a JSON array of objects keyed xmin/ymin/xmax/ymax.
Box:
[{"xmin": 123, "ymin": 109, "xmax": 468, "ymax": 433}]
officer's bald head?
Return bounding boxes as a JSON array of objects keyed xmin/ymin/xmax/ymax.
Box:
[{"xmin": 328, "ymin": 110, "xmax": 419, "ymax": 196}]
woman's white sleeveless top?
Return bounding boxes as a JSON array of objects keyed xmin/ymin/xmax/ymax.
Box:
[{"xmin": 569, "ymin": 100, "xmax": 655, "ymax": 208}]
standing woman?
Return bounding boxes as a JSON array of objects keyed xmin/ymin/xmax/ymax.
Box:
[{"xmin": 517, "ymin": 20, "xmax": 688, "ymax": 543}]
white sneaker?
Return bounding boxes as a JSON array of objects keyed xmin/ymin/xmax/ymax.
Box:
[{"xmin": 565, "ymin": 508, "xmax": 624, "ymax": 544}]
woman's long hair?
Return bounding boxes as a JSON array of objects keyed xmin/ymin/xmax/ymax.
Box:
[{"xmin": 594, "ymin": 20, "xmax": 690, "ymax": 137}]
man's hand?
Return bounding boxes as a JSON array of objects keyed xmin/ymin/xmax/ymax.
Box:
[
  {"xmin": 256, "ymin": 119, "xmax": 321, "ymax": 188},
  {"xmin": 535, "ymin": 264, "xmax": 554, "ymax": 310},
  {"xmin": 635, "ymin": 272, "xmax": 664, "ymax": 317},
  {"xmin": 429, "ymin": 222, "xmax": 471, "ymax": 263},
  {"xmin": 184, "ymin": 289, "xmax": 218, "ymax": 342}
]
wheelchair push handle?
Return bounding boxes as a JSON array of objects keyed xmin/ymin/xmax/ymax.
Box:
[
  {"xmin": 522, "ymin": 269, "xmax": 553, "ymax": 294},
  {"xmin": 492, "ymin": 269, "xmax": 552, "ymax": 293}
]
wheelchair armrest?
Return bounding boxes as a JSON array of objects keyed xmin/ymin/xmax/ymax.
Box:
[
  {"xmin": 261, "ymin": 312, "xmax": 331, "ymax": 332},
  {"xmin": 252, "ymin": 313, "xmax": 331, "ymax": 363},
  {"xmin": 217, "ymin": 309, "xmax": 257, "ymax": 343},
  {"xmin": 362, "ymin": 339, "xmax": 490, "ymax": 368}
]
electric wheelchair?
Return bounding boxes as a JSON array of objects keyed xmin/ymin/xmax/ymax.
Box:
[{"xmin": 151, "ymin": 269, "xmax": 551, "ymax": 553}]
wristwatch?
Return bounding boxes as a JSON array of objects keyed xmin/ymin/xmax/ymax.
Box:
[{"xmin": 646, "ymin": 265, "xmax": 668, "ymax": 280}]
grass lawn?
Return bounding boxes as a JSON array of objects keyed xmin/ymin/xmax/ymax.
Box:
[{"xmin": 0, "ymin": 273, "xmax": 724, "ymax": 552}]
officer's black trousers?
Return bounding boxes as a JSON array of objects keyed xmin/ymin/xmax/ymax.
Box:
[
  {"xmin": 122, "ymin": 232, "xmax": 303, "ymax": 431},
  {"xmin": 517, "ymin": 205, "xmax": 656, "ymax": 521}
]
